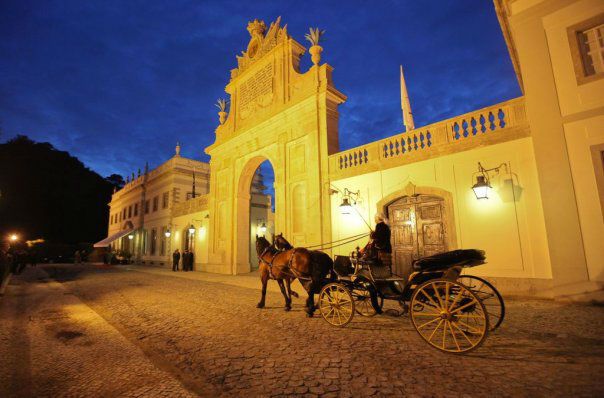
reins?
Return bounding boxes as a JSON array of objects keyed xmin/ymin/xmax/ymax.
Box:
[
  {"xmin": 278, "ymin": 232, "xmax": 371, "ymax": 251},
  {"xmin": 257, "ymin": 245, "xmax": 301, "ymax": 279}
]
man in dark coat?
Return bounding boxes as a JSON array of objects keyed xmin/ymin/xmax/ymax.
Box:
[
  {"xmin": 188, "ymin": 251, "xmax": 194, "ymax": 271},
  {"xmin": 371, "ymin": 213, "xmax": 392, "ymax": 256},
  {"xmin": 183, "ymin": 249, "xmax": 190, "ymax": 271},
  {"xmin": 172, "ymin": 249, "xmax": 180, "ymax": 272}
]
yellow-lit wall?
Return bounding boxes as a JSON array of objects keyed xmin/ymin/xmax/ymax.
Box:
[
  {"xmin": 542, "ymin": 0, "xmax": 604, "ymax": 283},
  {"xmin": 330, "ymin": 137, "xmax": 553, "ymax": 295},
  {"xmin": 504, "ymin": 0, "xmax": 604, "ymax": 298}
]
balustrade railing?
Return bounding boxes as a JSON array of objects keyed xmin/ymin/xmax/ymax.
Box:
[{"xmin": 330, "ymin": 97, "xmax": 528, "ymax": 178}]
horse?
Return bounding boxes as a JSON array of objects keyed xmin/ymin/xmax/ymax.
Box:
[
  {"xmin": 255, "ymin": 235, "xmax": 331, "ymax": 317},
  {"xmin": 274, "ymin": 233, "xmax": 335, "ymax": 278}
]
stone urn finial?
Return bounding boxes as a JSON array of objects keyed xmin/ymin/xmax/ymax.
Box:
[
  {"xmin": 216, "ymin": 99, "xmax": 228, "ymax": 125},
  {"xmin": 175, "ymin": 142, "xmax": 181, "ymax": 157},
  {"xmin": 305, "ymin": 27, "xmax": 325, "ymax": 65}
]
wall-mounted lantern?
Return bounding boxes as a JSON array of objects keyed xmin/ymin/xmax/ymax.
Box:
[
  {"xmin": 329, "ymin": 185, "xmax": 372, "ymax": 230},
  {"xmin": 128, "ymin": 234, "xmax": 134, "ymax": 240},
  {"xmin": 258, "ymin": 222, "xmax": 268, "ymax": 234},
  {"xmin": 188, "ymin": 224, "xmax": 196, "ymax": 234},
  {"xmin": 164, "ymin": 230, "xmax": 171, "ymax": 238},
  {"xmin": 472, "ymin": 175, "xmax": 492, "ymax": 200},
  {"xmin": 472, "ymin": 162, "xmax": 507, "ymax": 200},
  {"xmin": 339, "ymin": 197, "xmax": 353, "ymax": 215}
]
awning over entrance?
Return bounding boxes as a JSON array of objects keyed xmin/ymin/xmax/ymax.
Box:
[{"xmin": 93, "ymin": 228, "xmax": 133, "ymax": 248}]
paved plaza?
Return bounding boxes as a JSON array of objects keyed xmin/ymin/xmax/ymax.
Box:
[{"xmin": 1, "ymin": 264, "xmax": 603, "ymax": 397}]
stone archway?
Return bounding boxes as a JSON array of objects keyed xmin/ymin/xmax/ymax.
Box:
[{"xmin": 202, "ymin": 18, "xmax": 346, "ymax": 274}]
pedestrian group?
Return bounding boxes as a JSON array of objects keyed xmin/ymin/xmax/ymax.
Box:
[{"xmin": 172, "ymin": 248, "xmax": 194, "ymax": 272}]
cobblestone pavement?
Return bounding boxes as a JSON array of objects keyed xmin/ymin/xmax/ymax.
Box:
[
  {"xmin": 0, "ymin": 266, "xmax": 196, "ymax": 398},
  {"xmin": 2, "ymin": 264, "xmax": 603, "ymax": 397}
]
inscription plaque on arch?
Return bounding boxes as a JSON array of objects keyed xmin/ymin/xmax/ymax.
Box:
[{"xmin": 239, "ymin": 63, "xmax": 274, "ymax": 119}]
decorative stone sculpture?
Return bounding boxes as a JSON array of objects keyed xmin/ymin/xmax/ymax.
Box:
[
  {"xmin": 216, "ymin": 99, "xmax": 228, "ymax": 125},
  {"xmin": 175, "ymin": 142, "xmax": 181, "ymax": 157},
  {"xmin": 305, "ymin": 27, "xmax": 325, "ymax": 65}
]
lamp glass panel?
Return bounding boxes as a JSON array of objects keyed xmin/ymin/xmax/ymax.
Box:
[{"xmin": 472, "ymin": 185, "xmax": 490, "ymax": 199}]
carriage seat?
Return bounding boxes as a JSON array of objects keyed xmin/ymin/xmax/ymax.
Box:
[{"xmin": 412, "ymin": 249, "xmax": 486, "ymax": 271}]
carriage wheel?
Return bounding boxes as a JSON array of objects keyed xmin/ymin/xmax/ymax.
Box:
[
  {"xmin": 319, "ymin": 283, "xmax": 355, "ymax": 327},
  {"xmin": 410, "ymin": 279, "xmax": 488, "ymax": 353},
  {"xmin": 457, "ymin": 275, "xmax": 505, "ymax": 331},
  {"xmin": 351, "ymin": 283, "xmax": 383, "ymax": 317}
]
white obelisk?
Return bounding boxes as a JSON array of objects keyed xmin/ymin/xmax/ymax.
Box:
[{"xmin": 400, "ymin": 65, "xmax": 415, "ymax": 131}]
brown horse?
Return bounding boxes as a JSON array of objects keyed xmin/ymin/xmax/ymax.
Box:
[
  {"xmin": 256, "ymin": 236, "xmax": 331, "ymax": 316},
  {"xmin": 274, "ymin": 233, "xmax": 335, "ymax": 278},
  {"xmin": 254, "ymin": 235, "xmax": 298, "ymax": 311}
]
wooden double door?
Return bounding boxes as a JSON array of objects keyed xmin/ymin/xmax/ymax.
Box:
[{"xmin": 387, "ymin": 195, "xmax": 448, "ymax": 277}]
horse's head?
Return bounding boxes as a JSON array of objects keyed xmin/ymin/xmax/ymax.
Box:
[
  {"xmin": 274, "ymin": 233, "xmax": 293, "ymax": 251},
  {"xmin": 255, "ymin": 235, "xmax": 271, "ymax": 256}
]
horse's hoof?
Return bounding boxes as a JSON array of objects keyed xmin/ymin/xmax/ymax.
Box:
[
  {"xmin": 284, "ymin": 306, "xmax": 291, "ymax": 312},
  {"xmin": 256, "ymin": 303, "xmax": 265, "ymax": 309},
  {"xmin": 306, "ymin": 312, "xmax": 314, "ymax": 318}
]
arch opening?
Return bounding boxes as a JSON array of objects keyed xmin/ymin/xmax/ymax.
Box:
[{"xmin": 235, "ymin": 156, "xmax": 276, "ymax": 273}]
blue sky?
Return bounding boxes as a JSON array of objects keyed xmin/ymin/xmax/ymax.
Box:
[{"xmin": 0, "ymin": 0, "xmax": 520, "ymax": 178}]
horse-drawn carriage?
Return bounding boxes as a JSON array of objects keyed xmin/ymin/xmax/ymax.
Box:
[
  {"xmin": 256, "ymin": 234, "xmax": 504, "ymax": 354},
  {"xmin": 318, "ymin": 249, "xmax": 505, "ymax": 353}
]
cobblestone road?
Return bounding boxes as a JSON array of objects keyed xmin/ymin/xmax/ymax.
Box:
[{"xmin": 2, "ymin": 264, "xmax": 603, "ymax": 397}]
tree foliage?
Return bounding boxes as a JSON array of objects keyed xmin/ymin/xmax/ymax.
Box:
[{"xmin": 0, "ymin": 135, "xmax": 117, "ymax": 244}]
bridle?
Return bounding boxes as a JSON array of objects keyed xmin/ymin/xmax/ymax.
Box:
[{"xmin": 257, "ymin": 243, "xmax": 301, "ymax": 279}]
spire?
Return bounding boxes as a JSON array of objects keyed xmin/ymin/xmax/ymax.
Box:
[
  {"xmin": 175, "ymin": 142, "xmax": 181, "ymax": 157},
  {"xmin": 400, "ymin": 65, "xmax": 415, "ymax": 132},
  {"xmin": 191, "ymin": 166, "xmax": 196, "ymax": 199}
]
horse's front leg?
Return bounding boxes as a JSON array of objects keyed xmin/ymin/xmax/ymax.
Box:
[
  {"xmin": 286, "ymin": 278, "xmax": 299, "ymax": 298},
  {"xmin": 257, "ymin": 268, "xmax": 268, "ymax": 309},
  {"xmin": 277, "ymin": 279, "xmax": 291, "ymax": 311}
]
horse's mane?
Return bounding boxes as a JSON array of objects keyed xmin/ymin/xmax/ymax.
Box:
[
  {"xmin": 256, "ymin": 236, "xmax": 278, "ymax": 255},
  {"xmin": 275, "ymin": 234, "xmax": 293, "ymax": 250}
]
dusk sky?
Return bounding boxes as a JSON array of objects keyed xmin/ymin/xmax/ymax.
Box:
[{"xmin": 0, "ymin": 0, "xmax": 521, "ymax": 178}]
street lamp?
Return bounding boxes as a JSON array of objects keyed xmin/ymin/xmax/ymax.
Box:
[
  {"xmin": 339, "ymin": 197, "xmax": 353, "ymax": 215},
  {"xmin": 188, "ymin": 224, "xmax": 196, "ymax": 234},
  {"xmin": 472, "ymin": 175, "xmax": 491, "ymax": 200},
  {"xmin": 9, "ymin": 234, "xmax": 18, "ymax": 242},
  {"xmin": 471, "ymin": 162, "xmax": 507, "ymax": 200}
]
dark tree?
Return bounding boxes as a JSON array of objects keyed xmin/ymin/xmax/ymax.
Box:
[
  {"xmin": 0, "ymin": 135, "xmax": 114, "ymax": 244},
  {"xmin": 105, "ymin": 174, "xmax": 125, "ymax": 189}
]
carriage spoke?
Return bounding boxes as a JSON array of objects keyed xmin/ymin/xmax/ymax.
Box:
[
  {"xmin": 417, "ymin": 316, "xmax": 441, "ymax": 329},
  {"xmin": 323, "ymin": 307, "xmax": 334, "ymax": 318},
  {"xmin": 418, "ymin": 288, "xmax": 441, "ymax": 310},
  {"xmin": 456, "ymin": 319, "xmax": 483, "ymax": 334},
  {"xmin": 448, "ymin": 288, "xmax": 464, "ymax": 312},
  {"xmin": 428, "ymin": 319, "xmax": 444, "ymax": 342},
  {"xmin": 449, "ymin": 298, "xmax": 479, "ymax": 315},
  {"xmin": 445, "ymin": 282, "xmax": 450, "ymax": 311},
  {"xmin": 412, "ymin": 312, "xmax": 442, "ymax": 316},
  {"xmin": 433, "ymin": 283, "xmax": 445, "ymax": 310},
  {"xmin": 451, "ymin": 321, "xmax": 478, "ymax": 346},
  {"xmin": 448, "ymin": 321, "xmax": 461, "ymax": 351}
]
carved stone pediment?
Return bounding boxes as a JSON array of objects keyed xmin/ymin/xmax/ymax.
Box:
[{"xmin": 230, "ymin": 17, "xmax": 289, "ymax": 80}]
